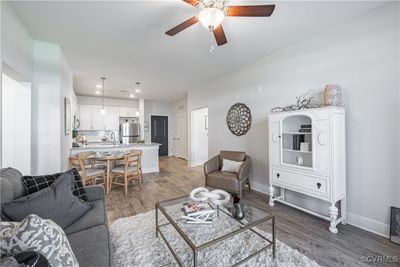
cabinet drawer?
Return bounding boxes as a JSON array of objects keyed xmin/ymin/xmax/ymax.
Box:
[{"xmin": 272, "ymin": 169, "xmax": 329, "ymax": 197}]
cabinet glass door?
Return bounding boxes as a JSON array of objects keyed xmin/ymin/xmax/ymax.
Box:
[{"xmin": 281, "ymin": 115, "xmax": 313, "ymax": 168}]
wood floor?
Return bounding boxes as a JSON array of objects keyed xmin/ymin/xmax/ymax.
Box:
[{"xmin": 106, "ymin": 157, "xmax": 400, "ymax": 267}]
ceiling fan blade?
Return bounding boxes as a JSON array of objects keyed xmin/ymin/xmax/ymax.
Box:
[
  {"xmin": 226, "ymin": 5, "xmax": 275, "ymax": 17},
  {"xmin": 182, "ymin": 0, "xmax": 199, "ymax": 6},
  {"xmin": 165, "ymin": 16, "xmax": 199, "ymax": 36},
  {"xmin": 213, "ymin": 25, "xmax": 227, "ymax": 46}
]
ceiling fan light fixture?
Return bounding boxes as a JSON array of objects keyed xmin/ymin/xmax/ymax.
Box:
[{"xmin": 198, "ymin": 7, "xmax": 224, "ymax": 30}]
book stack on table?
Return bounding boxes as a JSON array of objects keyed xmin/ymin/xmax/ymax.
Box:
[{"xmin": 182, "ymin": 202, "xmax": 215, "ymax": 224}]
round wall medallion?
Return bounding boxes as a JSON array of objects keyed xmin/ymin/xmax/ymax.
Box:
[{"xmin": 226, "ymin": 103, "xmax": 252, "ymax": 136}]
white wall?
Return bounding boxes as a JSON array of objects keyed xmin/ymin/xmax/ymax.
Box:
[
  {"xmin": 188, "ymin": 3, "xmax": 399, "ymax": 236},
  {"xmin": 60, "ymin": 52, "xmax": 74, "ymax": 171},
  {"xmin": 190, "ymin": 107, "xmax": 208, "ymax": 166},
  {"xmin": 1, "ymin": 2, "xmax": 33, "ymax": 82},
  {"xmin": 32, "ymin": 41, "xmax": 62, "ymax": 175},
  {"xmin": 144, "ymin": 100, "xmax": 172, "ymax": 151}
]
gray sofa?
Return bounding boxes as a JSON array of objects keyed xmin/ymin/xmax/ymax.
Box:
[{"xmin": 0, "ymin": 167, "xmax": 114, "ymax": 267}]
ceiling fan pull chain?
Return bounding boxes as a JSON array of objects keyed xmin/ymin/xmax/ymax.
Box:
[{"xmin": 209, "ymin": 32, "xmax": 215, "ymax": 54}]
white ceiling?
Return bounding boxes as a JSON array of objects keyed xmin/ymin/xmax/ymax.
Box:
[{"xmin": 10, "ymin": 0, "xmax": 384, "ymax": 102}]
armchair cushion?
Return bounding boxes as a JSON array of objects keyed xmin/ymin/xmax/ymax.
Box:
[
  {"xmin": 219, "ymin": 151, "xmax": 246, "ymax": 165},
  {"xmin": 221, "ymin": 159, "xmax": 243, "ymax": 173},
  {"xmin": 205, "ymin": 171, "xmax": 239, "ymax": 192}
]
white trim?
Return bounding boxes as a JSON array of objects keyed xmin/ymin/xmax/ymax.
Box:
[
  {"xmin": 347, "ymin": 212, "xmax": 389, "ymax": 238},
  {"xmin": 250, "ymin": 179, "xmax": 390, "ymax": 237},
  {"xmin": 250, "ymin": 181, "xmax": 268, "ymax": 194},
  {"xmin": 190, "ymin": 160, "xmax": 206, "ymax": 167},
  {"xmin": 142, "ymin": 166, "xmax": 159, "ymax": 174}
]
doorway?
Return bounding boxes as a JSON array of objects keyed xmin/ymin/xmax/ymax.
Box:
[
  {"xmin": 172, "ymin": 113, "xmax": 187, "ymax": 159},
  {"xmin": 1, "ymin": 73, "xmax": 31, "ymax": 174},
  {"xmin": 151, "ymin": 115, "xmax": 168, "ymax": 156},
  {"xmin": 190, "ymin": 107, "xmax": 208, "ymax": 167}
]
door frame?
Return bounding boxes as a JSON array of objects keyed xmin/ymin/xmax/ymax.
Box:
[
  {"xmin": 171, "ymin": 113, "xmax": 188, "ymax": 160},
  {"xmin": 189, "ymin": 106, "xmax": 208, "ymax": 167},
  {"xmin": 150, "ymin": 113, "xmax": 171, "ymax": 156}
]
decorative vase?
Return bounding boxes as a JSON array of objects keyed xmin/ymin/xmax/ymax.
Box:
[
  {"xmin": 324, "ymin": 84, "xmax": 342, "ymax": 106},
  {"xmin": 231, "ymin": 194, "xmax": 245, "ymax": 220}
]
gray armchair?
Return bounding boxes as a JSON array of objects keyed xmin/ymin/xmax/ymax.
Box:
[{"xmin": 204, "ymin": 151, "xmax": 251, "ymax": 199}]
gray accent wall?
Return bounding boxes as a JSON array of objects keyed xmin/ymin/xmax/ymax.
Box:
[{"xmin": 187, "ymin": 2, "xmax": 399, "ymax": 236}]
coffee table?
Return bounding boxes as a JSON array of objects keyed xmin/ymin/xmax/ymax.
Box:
[{"xmin": 155, "ymin": 196, "xmax": 275, "ymax": 267}]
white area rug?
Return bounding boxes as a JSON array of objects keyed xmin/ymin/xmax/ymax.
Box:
[{"xmin": 110, "ymin": 210, "xmax": 321, "ymax": 267}]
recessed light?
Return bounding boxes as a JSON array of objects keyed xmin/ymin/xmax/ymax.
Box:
[
  {"xmin": 135, "ymin": 89, "xmax": 141, "ymax": 93},
  {"xmin": 96, "ymin": 84, "xmax": 102, "ymax": 88},
  {"xmin": 95, "ymin": 90, "xmax": 101, "ymax": 94},
  {"xmin": 129, "ymin": 94, "xmax": 135, "ymax": 98}
]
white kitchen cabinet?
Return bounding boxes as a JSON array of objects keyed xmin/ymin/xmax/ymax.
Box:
[
  {"xmin": 91, "ymin": 105, "xmax": 105, "ymax": 130},
  {"xmin": 268, "ymin": 107, "xmax": 346, "ymax": 234},
  {"xmin": 79, "ymin": 105, "xmax": 92, "ymax": 130},
  {"xmin": 119, "ymin": 107, "xmax": 137, "ymax": 117},
  {"xmin": 104, "ymin": 106, "xmax": 120, "ymax": 130}
]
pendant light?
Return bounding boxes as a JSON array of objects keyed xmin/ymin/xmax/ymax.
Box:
[
  {"xmin": 100, "ymin": 77, "xmax": 106, "ymax": 115},
  {"xmin": 135, "ymin": 82, "xmax": 141, "ymax": 93}
]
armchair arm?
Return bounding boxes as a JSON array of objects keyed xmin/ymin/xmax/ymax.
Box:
[
  {"xmin": 238, "ymin": 156, "xmax": 251, "ymax": 180},
  {"xmin": 204, "ymin": 155, "xmax": 220, "ymax": 176},
  {"xmin": 85, "ymin": 185, "xmax": 105, "ymax": 201}
]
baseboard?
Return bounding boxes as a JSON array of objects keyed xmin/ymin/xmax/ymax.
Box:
[
  {"xmin": 250, "ymin": 181, "xmax": 268, "ymax": 194},
  {"xmin": 347, "ymin": 212, "xmax": 389, "ymax": 238},
  {"xmin": 249, "ymin": 180, "xmax": 390, "ymax": 238},
  {"xmin": 142, "ymin": 167, "xmax": 159, "ymax": 174},
  {"xmin": 190, "ymin": 160, "xmax": 206, "ymax": 167}
]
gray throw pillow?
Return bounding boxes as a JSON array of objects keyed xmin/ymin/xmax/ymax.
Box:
[
  {"xmin": 2, "ymin": 172, "xmax": 91, "ymax": 228},
  {"xmin": 0, "ymin": 214, "xmax": 78, "ymax": 267}
]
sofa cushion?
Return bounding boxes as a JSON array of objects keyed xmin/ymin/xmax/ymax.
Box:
[
  {"xmin": 0, "ymin": 168, "xmax": 24, "ymax": 203},
  {"xmin": 64, "ymin": 199, "xmax": 106, "ymax": 235},
  {"xmin": 2, "ymin": 172, "xmax": 92, "ymax": 229},
  {"xmin": 21, "ymin": 168, "xmax": 88, "ymax": 202},
  {"xmin": 219, "ymin": 151, "xmax": 246, "ymax": 166},
  {"xmin": 206, "ymin": 170, "xmax": 239, "ymax": 192},
  {"xmin": 0, "ymin": 214, "xmax": 78, "ymax": 267},
  {"xmin": 0, "ymin": 251, "xmax": 50, "ymax": 267},
  {"xmin": 67, "ymin": 224, "xmax": 113, "ymax": 267}
]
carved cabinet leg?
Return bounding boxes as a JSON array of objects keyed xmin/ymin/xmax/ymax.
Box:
[
  {"xmin": 329, "ymin": 204, "xmax": 339, "ymax": 233},
  {"xmin": 268, "ymin": 186, "xmax": 275, "ymax": 207}
]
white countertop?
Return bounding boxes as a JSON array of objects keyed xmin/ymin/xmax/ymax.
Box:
[{"xmin": 71, "ymin": 142, "xmax": 160, "ymax": 151}]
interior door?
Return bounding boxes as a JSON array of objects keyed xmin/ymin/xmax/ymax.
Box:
[
  {"xmin": 176, "ymin": 114, "xmax": 187, "ymax": 159},
  {"xmin": 1, "ymin": 73, "xmax": 31, "ymax": 174},
  {"xmin": 151, "ymin": 116, "xmax": 168, "ymax": 156}
]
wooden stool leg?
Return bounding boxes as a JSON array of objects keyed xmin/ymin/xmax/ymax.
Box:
[{"xmin": 124, "ymin": 173, "xmax": 128, "ymax": 195}]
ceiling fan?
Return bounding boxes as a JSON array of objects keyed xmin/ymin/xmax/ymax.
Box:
[{"xmin": 165, "ymin": 0, "xmax": 275, "ymax": 46}]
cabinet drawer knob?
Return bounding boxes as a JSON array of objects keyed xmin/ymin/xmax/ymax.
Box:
[
  {"xmin": 317, "ymin": 182, "xmax": 321, "ymax": 189},
  {"xmin": 276, "ymin": 173, "xmax": 280, "ymax": 178}
]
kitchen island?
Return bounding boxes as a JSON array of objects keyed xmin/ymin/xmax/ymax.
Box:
[{"xmin": 70, "ymin": 143, "xmax": 160, "ymax": 174}]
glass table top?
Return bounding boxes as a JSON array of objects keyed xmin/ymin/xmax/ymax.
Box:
[{"xmin": 157, "ymin": 196, "xmax": 273, "ymax": 248}]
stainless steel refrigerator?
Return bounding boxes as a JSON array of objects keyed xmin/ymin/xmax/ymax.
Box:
[{"xmin": 119, "ymin": 122, "xmax": 140, "ymax": 144}]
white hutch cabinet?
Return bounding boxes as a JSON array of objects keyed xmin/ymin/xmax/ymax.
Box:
[{"xmin": 268, "ymin": 107, "xmax": 346, "ymax": 233}]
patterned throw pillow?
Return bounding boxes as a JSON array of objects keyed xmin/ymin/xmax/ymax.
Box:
[
  {"xmin": 0, "ymin": 214, "xmax": 79, "ymax": 267},
  {"xmin": 22, "ymin": 168, "xmax": 88, "ymax": 201}
]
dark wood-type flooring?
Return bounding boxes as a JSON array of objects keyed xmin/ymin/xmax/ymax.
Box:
[{"xmin": 106, "ymin": 157, "xmax": 400, "ymax": 267}]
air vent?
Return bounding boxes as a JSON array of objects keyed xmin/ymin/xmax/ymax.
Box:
[{"xmin": 121, "ymin": 90, "xmax": 129, "ymax": 93}]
